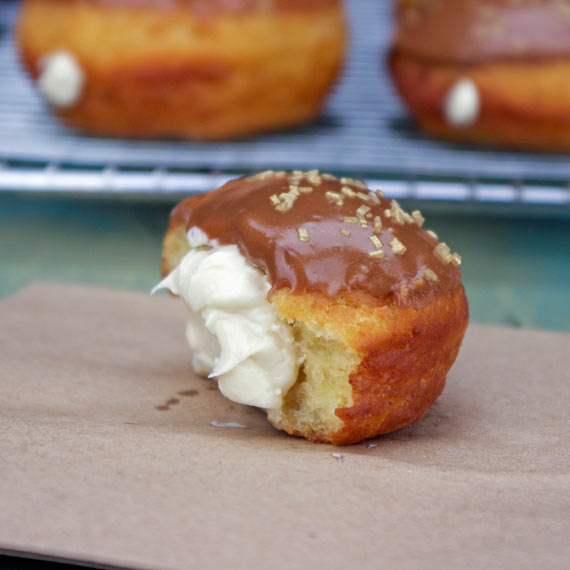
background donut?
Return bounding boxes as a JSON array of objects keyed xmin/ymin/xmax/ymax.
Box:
[
  {"xmin": 389, "ymin": 0, "xmax": 570, "ymax": 151},
  {"xmin": 17, "ymin": 0, "xmax": 346, "ymax": 140}
]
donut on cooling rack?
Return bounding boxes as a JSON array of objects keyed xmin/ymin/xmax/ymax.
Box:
[
  {"xmin": 153, "ymin": 170, "xmax": 469, "ymax": 445},
  {"xmin": 389, "ymin": 0, "xmax": 570, "ymax": 151},
  {"xmin": 16, "ymin": 0, "xmax": 346, "ymax": 140}
]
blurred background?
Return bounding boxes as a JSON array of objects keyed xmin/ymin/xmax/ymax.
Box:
[{"xmin": 1, "ymin": 0, "xmax": 569, "ymax": 332}]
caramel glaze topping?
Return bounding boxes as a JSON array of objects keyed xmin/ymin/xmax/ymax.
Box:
[
  {"xmin": 395, "ymin": 0, "xmax": 570, "ymax": 63},
  {"xmin": 64, "ymin": 0, "xmax": 339, "ymax": 14},
  {"xmin": 170, "ymin": 171, "xmax": 463, "ymax": 307}
]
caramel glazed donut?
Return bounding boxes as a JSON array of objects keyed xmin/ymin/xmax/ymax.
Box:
[
  {"xmin": 389, "ymin": 0, "xmax": 570, "ymax": 151},
  {"xmin": 154, "ymin": 170, "xmax": 469, "ymax": 445},
  {"xmin": 17, "ymin": 0, "xmax": 346, "ymax": 140}
]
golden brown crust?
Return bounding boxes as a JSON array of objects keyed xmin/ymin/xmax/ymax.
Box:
[
  {"xmin": 17, "ymin": 0, "xmax": 345, "ymax": 140},
  {"xmin": 270, "ymin": 286, "xmax": 468, "ymax": 445},
  {"xmin": 389, "ymin": 50, "xmax": 570, "ymax": 151}
]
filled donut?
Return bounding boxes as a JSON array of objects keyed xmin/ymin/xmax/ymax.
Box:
[
  {"xmin": 17, "ymin": 0, "xmax": 346, "ymax": 140},
  {"xmin": 389, "ymin": 0, "xmax": 570, "ymax": 151},
  {"xmin": 155, "ymin": 170, "xmax": 469, "ymax": 445}
]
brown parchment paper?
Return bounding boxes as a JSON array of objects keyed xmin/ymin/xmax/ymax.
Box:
[{"xmin": 0, "ymin": 283, "xmax": 569, "ymax": 570}]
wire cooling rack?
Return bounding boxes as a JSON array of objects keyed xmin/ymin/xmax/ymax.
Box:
[{"xmin": 0, "ymin": 0, "xmax": 569, "ymax": 207}]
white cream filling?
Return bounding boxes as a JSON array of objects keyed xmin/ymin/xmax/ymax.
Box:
[
  {"xmin": 153, "ymin": 227, "xmax": 299, "ymax": 410},
  {"xmin": 443, "ymin": 78, "xmax": 480, "ymax": 128},
  {"xmin": 37, "ymin": 50, "xmax": 85, "ymax": 109}
]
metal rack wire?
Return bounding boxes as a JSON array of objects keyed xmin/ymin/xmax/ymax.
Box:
[{"xmin": 1, "ymin": 0, "xmax": 569, "ymax": 207}]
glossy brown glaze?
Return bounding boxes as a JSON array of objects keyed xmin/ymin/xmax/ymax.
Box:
[
  {"xmin": 170, "ymin": 172, "xmax": 462, "ymax": 307},
  {"xmin": 394, "ymin": 0, "xmax": 570, "ymax": 63},
  {"xmin": 46, "ymin": 0, "xmax": 339, "ymax": 14}
]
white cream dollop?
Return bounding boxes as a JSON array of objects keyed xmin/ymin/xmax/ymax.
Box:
[
  {"xmin": 153, "ymin": 228, "xmax": 299, "ymax": 410},
  {"xmin": 443, "ymin": 78, "xmax": 480, "ymax": 128},
  {"xmin": 37, "ymin": 51, "xmax": 85, "ymax": 108}
]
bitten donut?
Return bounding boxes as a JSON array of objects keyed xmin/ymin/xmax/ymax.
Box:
[
  {"xmin": 389, "ymin": 0, "xmax": 570, "ymax": 151},
  {"xmin": 155, "ymin": 170, "xmax": 469, "ymax": 445},
  {"xmin": 17, "ymin": 0, "xmax": 346, "ymax": 140}
]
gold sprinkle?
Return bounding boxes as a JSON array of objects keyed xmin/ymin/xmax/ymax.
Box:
[
  {"xmin": 369, "ymin": 249, "xmax": 385, "ymax": 259},
  {"xmin": 423, "ymin": 268, "xmax": 438, "ymax": 282},
  {"xmin": 341, "ymin": 186, "xmax": 356, "ymax": 198},
  {"xmin": 306, "ymin": 169, "xmax": 321, "ymax": 185},
  {"xmin": 289, "ymin": 186, "xmax": 300, "ymax": 197},
  {"xmin": 411, "ymin": 210, "xmax": 425, "ymax": 227},
  {"xmin": 451, "ymin": 253, "xmax": 462, "ymax": 266},
  {"xmin": 426, "ymin": 229, "xmax": 438, "ymax": 240},
  {"xmin": 297, "ymin": 228, "xmax": 310, "ymax": 242},
  {"xmin": 384, "ymin": 209, "xmax": 392, "ymax": 218},
  {"xmin": 375, "ymin": 189, "xmax": 384, "ymax": 198},
  {"xmin": 276, "ymin": 202, "xmax": 292, "ymax": 212},
  {"xmin": 359, "ymin": 219, "xmax": 368, "ymax": 229},
  {"xmin": 369, "ymin": 235, "xmax": 383, "ymax": 249},
  {"xmin": 356, "ymin": 205, "xmax": 371, "ymax": 217},
  {"xmin": 299, "ymin": 186, "xmax": 313, "ymax": 194},
  {"xmin": 369, "ymin": 192, "xmax": 381, "ymax": 205},
  {"xmin": 390, "ymin": 237, "xmax": 407, "ymax": 255},
  {"xmin": 340, "ymin": 229, "xmax": 351, "ymax": 237},
  {"xmin": 366, "ymin": 212, "xmax": 373, "ymax": 219},
  {"xmin": 273, "ymin": 171, "xmax": 286, "ymax": 178},
  {"xmin": 256, "ymin": 170, "xmax": 274, "ymax": 180},
  {"xmin": 389, "ymin": 199, "xmax": 408, "ymax": 225},
  {"xmin": 336, "ymin": 199, "xmax": 344, "ymax": 207},
  {"xmin": 353, "ymin": 180, "xmax": 368, "ymax": 190},
  {"xmin": 392, "ymin": 209, "xmax": 406, "ymax": 225},
  {"xmin": 340, "ymin": 177, "xmax": 353, "ymax": 185},
  {"xmin": 325, "ymin": 191, "xmax": 342, "ymax": 201},
  {"xmin": 269, "ymin": 194, "xmax": 280, "ymax": 205},
  {"xmin": 291, "ymin": 170, "xmax": 303, "ymax": 177},
  {"xmin": 356, "ymin": 192, "xmax": 371, "ymax": 202},
  {"xmin": 403, "ymin": 212, "xmax": 413, "ymax": 224},
  {"xmin": 434, "ymin": 242, "xmax": 453, "ymax": 264},
  {"xmin": 374, "ymin": 216, "xmax": 382, "ymax": 233},
  {"xmin": 279, "ymin": 192, "xmax": 296, "ymax": 202},
  {"xmin": 343, "ymin": 216, "xmax": 358, "ymax": 224},
  {"xmin": 322, "ymin": 173, "xmax": 337, "ymax": 180}
]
